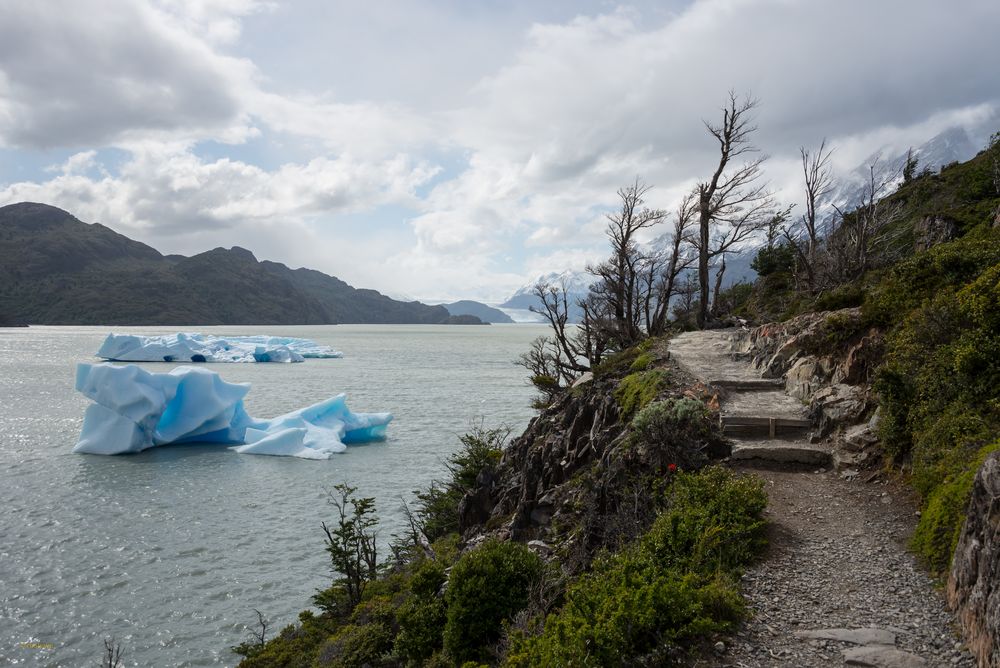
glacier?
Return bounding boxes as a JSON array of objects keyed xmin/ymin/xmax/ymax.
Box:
[
  {"xmin": 95, "ymin": 332, "xmax": 343, "ymax": 364},
  {"xmin": 73, "ymin": 363, "xmax": 391, "ymax": 459}
]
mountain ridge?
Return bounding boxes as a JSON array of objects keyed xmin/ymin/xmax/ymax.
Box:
[{"xmin": 0, "ymin": 202, "xmax": 453, "ymax": 326}]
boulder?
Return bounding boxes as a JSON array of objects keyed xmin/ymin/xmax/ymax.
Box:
[
  {"xmin": 948, "ymin": 450, "xmax": 1000, "ymax": 667},
  {"xmin": 811, "ymin": 384, "xmax": 869, "ymax": 435}
]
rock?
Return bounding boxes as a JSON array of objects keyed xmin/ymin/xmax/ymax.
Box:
[
  {"xmin": 571, "ymin": 371, "xmax": 593, "ymax": 388},
  {"xmin": 457, "ymin": 467, "xmax": 497, "ymax": 533},
  {"xmin": 527, "ymin": 539, "xmax": 552, "ymax": 556},
  {"xmin": 842, "ymin": 423, "xmax": 879, "ymax": 452},
  {"xmin": 842, "ymin": 645, "xmax": 928, "ymax": 667},
  {"xmin": 811, "ymin": 384, "xmax": 868, "ymax": 435},
  {"xmin": 795, "ymin": 627, "xmax": 896, "ymax": 645},
  {"xmin": 947, "ymin": 450, "xmax": 1000, "ymax": 667},
  {"xmin": 787, "ymin": 357, "xmax": 823, "ymax": 401},
  {"xmin": 713, "ymin": 641, "xmax": 726, "ymax": 654},
  {"xmin": 914, "ymin": 214, "xmax": 959, "ymax": 252}
]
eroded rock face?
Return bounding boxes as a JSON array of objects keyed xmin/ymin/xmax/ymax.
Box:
[
  {"xmin": 948, "ymin": 451, "xmax": 1000, "ymax": 668},
  {"xmin": 914, "ymin": 214, "xmax": 959, "ymax": 252}
]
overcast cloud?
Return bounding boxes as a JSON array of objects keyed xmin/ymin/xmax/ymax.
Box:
[{"xmin": 1, "ymin": 0, "xmax": 997, "ymax": 301}]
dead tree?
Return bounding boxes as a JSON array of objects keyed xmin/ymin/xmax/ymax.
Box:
[
  {"xmin": 827, "ymin": 154, "xmax": 906, "ymax": 282},
  {"xmin": 695, "ymin": 92, "xmax": 774, "ymax": 327},
  {"xmin": 101, "ymin": 637, "xmax": 126, "ymax": 668},
  {"xmin": 789, "ymin": 139, "xmax": 834, "ymax": 291},
  {"xmin": 648, "ymin": 193, "xmax": 697, "ymax": 335},
  {"xmin": 587, "ymin": 179, "xmax": 666, "ymax": 346}
]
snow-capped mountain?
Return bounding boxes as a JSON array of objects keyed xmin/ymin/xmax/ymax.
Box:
[
  {"xmin": 500, "ymin": 269, "xmax": 595, "ymax": 321},
  {"xmin": 825, "ymin": 125, "xmax": 983, "ymax": 218}
]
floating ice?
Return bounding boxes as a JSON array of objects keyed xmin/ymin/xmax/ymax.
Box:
[
  {"xmin": 73, "ymin": 363, "xmax": 391, "ymax": 459},
  {"xmin": 95, "ymin": 333, "xmax": 343, "ymax": 363}
]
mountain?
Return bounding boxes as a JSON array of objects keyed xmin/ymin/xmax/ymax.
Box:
[
  {"xmin": 500, "ymin": 269, "xmax": 594, "ymax": 322},
  {"xmin": 0, "ymin": 202, "xmax": 450, "ymax": 325},
  {"xmin": 825, "ymin": 126, "xmax": 983, "ymax": 219},
  {"xmin": 443, "ymin": 300, "xmax": 514, "ymax": 324}
]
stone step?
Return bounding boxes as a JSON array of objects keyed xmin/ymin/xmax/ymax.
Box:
[
  {"xmin": 721, "ymin": 415, "xmax": 812, "ymax": 438},
  {"xmin": 709, "ymin": 378, "xmax": 785, "ymax": 391},
  {"xmin": 730, "ymin": 440, "xmax": 831, "ymax": 466}
]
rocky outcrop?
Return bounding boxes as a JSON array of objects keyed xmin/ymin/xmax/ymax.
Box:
[
  {"xmin": 457, "ymin": 353, "xmax": 727, "ymax": 571},
  {"xmin": 914, "ymin": 214, "xmax": 959, "ymax": 252},
  {"xmin": 948, "ymin": 451, "xmax": 1000, "ymax": 667},
  {"xmin": 733, "ymin": 308, "xmax": 884, "ymax": 467}
]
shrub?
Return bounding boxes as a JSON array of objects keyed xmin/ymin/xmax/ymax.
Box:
[
  {"xmin": 394, "ymin": 560, "xmax": 447, "ymax": 665},
  {"xmin": 628, "ymin": 398, "xmax": 713, "ymax": 470},
  {"xmin": 506, "ymin": 468, "xmax": 766, "ymax": 666},
  {"xmin": 751, "ymin": 243, "xmax": 795, "ymax": 277},
  {"xmin": 614, "ymin": 370, "xmax": 668, "ymax": 419},
  {"xmin": 416, "ymin": 424, "xmax": 508, "ymax": 541},
  {"xmin": 912, "ymin": 440, "xmax": 1000, "ymax": 574},
  {"xmin": 443, "ymin": 540, "xmax": 544, "ymax": 664},
  {"xmin": 313, "ymin": 621, "xmax": 394, "ymax": 667},
  {"xmin": 813, "ymin": 284, "xmax": 864, "ymax": 312}
]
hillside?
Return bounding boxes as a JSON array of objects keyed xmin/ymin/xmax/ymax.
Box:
[
  {"xmin": 0, "ymin": 202, "xmax": 451, "ymax": 325},
  {"xmin": 443, "ymin": 300, "xmax": 514, "ymax": 323}
]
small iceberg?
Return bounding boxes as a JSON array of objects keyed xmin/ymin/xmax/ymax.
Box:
[
  {"xmin": 73, "ymin": 363, "xmax": 391, "ymax": 459},
  {"xmin": 95, "ymin": 333, "xmax": 343, "ymax": 364}
]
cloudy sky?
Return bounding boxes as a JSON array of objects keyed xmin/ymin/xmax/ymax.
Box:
[{"xmin": 1, "ymin": 0, "xmax": 997, "ymax": 302}]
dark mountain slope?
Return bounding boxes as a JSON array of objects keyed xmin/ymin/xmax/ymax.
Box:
[{"xmin": 0, "ymin": 202, "xmax": 450, "ymax": 325}]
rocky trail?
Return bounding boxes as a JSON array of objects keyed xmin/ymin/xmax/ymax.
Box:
[{"xmin": 669, "ymin": 330, "xmax": 975, "ymax": 668}]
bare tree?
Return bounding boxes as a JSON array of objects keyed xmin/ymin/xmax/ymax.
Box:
[
  {"xmin": 827, "ymin": 154, "xmax": 906, "ymax": 282},
  {"xmin": 530, "ymin": 281, "xmax": 594, "ymax": 374},
  {"xmin": 788, "ymin": 139, "xmax": 835, "ymax": 291},
  {"xmin": 695, "ymin": 92, "xmax": 775, "ymax": 327},
  {"xmin": 248, "ymin": 610, "xmax": 269, "ymax": 648},
  {"xmin": 647, "ymin": 193, "xmax": 697, "ymax": 335},
  {"xmin": 587, "ymin": 179, "xmax": 666, "ymax": 345},
  {"xmin": 100, "ymin": 637, "xmax": 125, "ymax": 668}
]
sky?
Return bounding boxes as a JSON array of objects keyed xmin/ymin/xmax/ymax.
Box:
[{"xmin": 0, "ymin": 0, "xmax": 998, "ymax": 302}]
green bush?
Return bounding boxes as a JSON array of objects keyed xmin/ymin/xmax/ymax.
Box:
[
  {"xmin": 912, "ymin": 440, "xmax": 1000, "ymax": 574},
  {"xmin": 628, "ymin": 398, "xmax": 713, "ymax": 470},
  {"xmin": 506, "ymin": 468, "xmax": 766, "ymax": 666},
  {"xmin": 416, "ymin": 425, "xmax": 507, "ymax": 541},
  {"xmin": 313, "ymin": 621, "xmax": 394, "ymax": 667},
  {"xmin": 630, "ymin": 351, "xmax": 654, "ymax": 371},
  {"xmin": 394, "ymin": 560, "xmax": 447, "ymax": 665},
  {"xmin": 443, "ymin": 540, "xmax": 544, "ymax": 664},
  {"xmin": 813, "ymin": 284, "xmax": 864, "ymax": 312},
  {"xmin": 614, "ymin": 370, "xmax": 668, "ymax": 419},
  {"xmin": 752, "ymin": 243, "xmax": 796, "ymax": 277}
]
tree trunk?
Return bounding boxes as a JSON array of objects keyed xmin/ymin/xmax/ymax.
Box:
[
  {"xmin": 697, "ymin": 199, "xmax": 711, "ymax": 328},
  {"xmin": 711, "ymin": 256, "xmax": 727, "ymax": 317}
]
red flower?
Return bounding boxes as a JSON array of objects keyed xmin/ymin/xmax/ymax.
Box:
[{"xmin": 667, "ymin": 463, "xmax": 677, "ymax": 473}]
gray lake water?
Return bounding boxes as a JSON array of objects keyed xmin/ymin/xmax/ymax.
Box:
[{"xmin": 0, "ymin": 324, "xmax": 547, "ymax": 667}]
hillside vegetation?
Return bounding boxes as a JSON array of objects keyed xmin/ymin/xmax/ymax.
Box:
[{"xmin": 733, "ymin": 142, "xmax": 1000, "ymax": 573}]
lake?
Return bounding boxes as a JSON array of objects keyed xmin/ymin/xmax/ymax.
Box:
[{"xmin": 0, "ymin": 324, "xmax": 547, "ymax": 667}]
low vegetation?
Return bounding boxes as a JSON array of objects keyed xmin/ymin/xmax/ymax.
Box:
[{"xmin": 235, "ymin": 370, "xmax": 766, "ymax": 668}]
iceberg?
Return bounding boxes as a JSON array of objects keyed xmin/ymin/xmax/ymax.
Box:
[
  {"xmin": 73, "ymin": 363, "xmax": 391, "ymax": 459},
  {"xmin": 95, "ymin": 333, "xmax": 343, "ymax": 364}
]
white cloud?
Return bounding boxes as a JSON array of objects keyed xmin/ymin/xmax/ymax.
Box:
[{"xmin": 1, "ymin": 0, "xmax": 999, "ymax": 301}]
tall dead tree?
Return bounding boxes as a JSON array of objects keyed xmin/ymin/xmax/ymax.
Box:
[
  {"xmin": 695, "ymin": 92, "xmax": 774, "ymax": 327},
  {"xmin": 827, "ymin": 154, "xmax": 906, "ymax": 282},
  {"xmin": 791, "ymin": 139, "xmax": 834, "ymax": 291},
  {"xmin": 588, "ymin": 179, "xmax": 666, "ymax": 346},
  {"xmin": 648, "ymin": 193, "xmax": 697, "ymax": 335}
]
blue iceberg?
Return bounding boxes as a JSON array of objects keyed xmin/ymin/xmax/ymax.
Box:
[
  {"xmin": 96, "ymin": 333, "xmax": 344, "ymax": 363},
  {"xmin": 73, "ymin": 363, "xmax": 391, "ymax": 460}
]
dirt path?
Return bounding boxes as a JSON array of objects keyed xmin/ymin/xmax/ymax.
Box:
[{"xmin": 669, "ymin": 330, "xmax": 974, "ymax": 668}]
